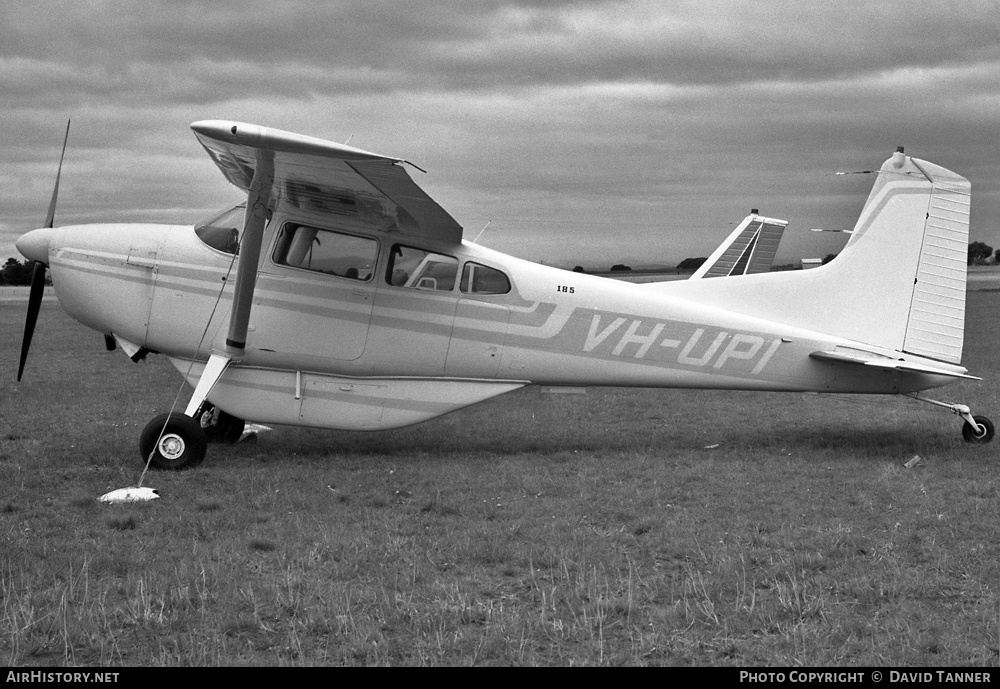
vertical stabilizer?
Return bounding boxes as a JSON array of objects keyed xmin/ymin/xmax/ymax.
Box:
[
  {"xmin": 650, "ymin": 150, "xmax": 971, "ymax": 364},
  {"xmin": 835, "ymin": 151, "xmax": 970, "ymax": 362}
]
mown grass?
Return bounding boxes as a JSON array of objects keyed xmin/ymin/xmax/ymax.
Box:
[{"xmin": 1, "ymin": 295, "xmax": 998, "ymax": 666}]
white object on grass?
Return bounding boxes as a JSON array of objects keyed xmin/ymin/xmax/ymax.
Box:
[{"xmin": 99, "ymin": 487, "xmax": 160, "ymax": 503}]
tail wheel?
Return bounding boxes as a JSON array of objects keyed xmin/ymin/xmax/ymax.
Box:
[
  {"xmin": 962, "ymin": 415, "xmax": 995, "ymax": 444},
  {"xmin": 140, "ymin": 412, "xmax": 208, "ymax": 470}
]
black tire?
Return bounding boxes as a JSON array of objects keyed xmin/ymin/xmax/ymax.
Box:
[
  {"xmin": 962, "ymin": 415, "xmax": 995, "ymax": 444},
  {"xmin": 140, "ymin": 412, "xmax": 208, "ymax": 470},
  {"xmin": 198, "ymin": 405, "xmax": 246, "ymax": 444}
]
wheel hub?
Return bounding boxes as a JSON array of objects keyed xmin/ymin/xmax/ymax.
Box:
[{"xmin": 158, "ymin": 433, "xmax": 186, "ymax": 460}]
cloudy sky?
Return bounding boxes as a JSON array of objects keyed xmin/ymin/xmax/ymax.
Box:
[{"xmin": 2, "ymin": 0, "xmax": 999, "ymax": 269}]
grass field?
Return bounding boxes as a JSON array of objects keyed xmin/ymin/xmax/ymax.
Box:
[{"xmin": 1, "ymin": 294, "xmax": 999, "ymax": 666}]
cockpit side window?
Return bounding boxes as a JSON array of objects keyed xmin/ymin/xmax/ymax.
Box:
[
  {"xmin": 194, "ymin": 203, "xmax": 246, "ymax": 255},
  {"xmin": 385, "ymin": 245, "xmax": 458, "ymax": 291},
  {"xmin": 272, "ymin": 223, "xmax": 377, "ymax": 281},
  {"xmin": 460, "ymin": 262, "xmax": 511, "ymax": 294}
]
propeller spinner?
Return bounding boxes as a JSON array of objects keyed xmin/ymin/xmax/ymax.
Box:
[{"xmin": 16, "ymin": 120, "xmax": 70, "ymax": 382}]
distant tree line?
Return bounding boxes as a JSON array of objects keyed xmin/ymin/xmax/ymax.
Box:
[
  {"xmin": 968, "ymin": 241, "xmax": 996, "ymax": 265},
  {"xmin": 676, "ymin": 257, "xmax": 707, "ymax": 272},
  {"xmin": 1, "ymin": 258, "xmax": 35, "ymax": 285}
]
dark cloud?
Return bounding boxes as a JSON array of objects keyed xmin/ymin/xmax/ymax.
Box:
[
  {"xmin": 2, "ymin": 1, "xmax": 999, "ymax": 265},
  {"xmin": 5, "ymin": 1, "xmax": 1000, "ymax": 101}
]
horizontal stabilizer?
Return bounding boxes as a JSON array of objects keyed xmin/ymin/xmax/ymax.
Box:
[{"xmin": 809, "ymin": 350, "xmax": 980, "ymax": 380}]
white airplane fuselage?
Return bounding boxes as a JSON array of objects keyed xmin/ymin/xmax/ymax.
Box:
[
  {"xmin": 18, "ymin": 122, "xmax": 983, "ymax": 461},
  {"xmin": 34, "ymin": 207, "xmax": 959, "ymax": 432}
]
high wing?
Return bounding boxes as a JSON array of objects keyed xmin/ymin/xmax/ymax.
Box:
[
  {"xmin": 190, "ymin": 121, "xmax": 463, "ymax": 244},
  {"xmin": 689, "ymin": 213, "xmax": 787, "ymax": 279},
  {"xmin": 181, "ymin": 121, "xmax": 465, "ymax": 416}
]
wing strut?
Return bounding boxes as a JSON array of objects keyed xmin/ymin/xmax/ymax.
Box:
[
  {"xmin": 182, "ymin": 151, "xmax": 273, "ymax": 420},
  {"xmin": 226, "ymin": 150, "xmax": 274, "ymax": 350}
]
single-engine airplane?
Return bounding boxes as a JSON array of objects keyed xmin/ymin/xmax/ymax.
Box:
[{"xmin": 15, "ymin": 121, "xmax": 993, "ymax": 469}]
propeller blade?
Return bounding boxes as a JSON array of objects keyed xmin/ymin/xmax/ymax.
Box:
[
  {"xmin": 18, "ymin": 120, "xmax": 71, "ymax": 381},
  {"xmin": 44, "ymin": 119, "xmax": 70, "ymax": 229},
  {"xmin": 17, "ymin": 262, "xmax": 47, "ymax": 381}
]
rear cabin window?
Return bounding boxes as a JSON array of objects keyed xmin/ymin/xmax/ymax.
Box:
[
  {"xmin": 272, "ymin": 223, "xmax": 377, "ymax": 281},
  {"xmin": 194, "ymin": 203, "xmax": 245, "ymax": 255},
  {"xmin": 461, "ymin": 262, "xmax": 511, "ymax": 294},
  {"xmin": 386, "ymin": 245, "xmax": 458, "ymax": 291}
]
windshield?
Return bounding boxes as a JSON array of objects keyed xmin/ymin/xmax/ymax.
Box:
[{"xmin": 194, "ymin": 203, "xmax": 245, "ymax": 255}]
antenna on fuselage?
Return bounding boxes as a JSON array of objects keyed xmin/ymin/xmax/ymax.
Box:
[{"xmin": 472, "ymin": 220, "xmax": 492, "ymax": 244}]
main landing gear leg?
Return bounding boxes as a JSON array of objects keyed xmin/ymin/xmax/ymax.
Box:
[{"xmin": 906, "ymin": 394, "xmax": 995, "ymax": 444}]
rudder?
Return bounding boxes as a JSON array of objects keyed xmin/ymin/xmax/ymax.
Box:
[{"xmin": 900, "ymin": 160, "xmax": 970, "ymax": 363}]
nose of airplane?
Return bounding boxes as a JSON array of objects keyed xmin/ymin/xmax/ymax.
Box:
[{"xmin": 15, "ymin": 226, "xmax": 57, "ymax": 264}]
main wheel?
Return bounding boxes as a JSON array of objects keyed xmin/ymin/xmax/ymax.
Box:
[
  {"xmin": 198, "ymin": 405, "xmax": 246, "ymax": 444},
  {"xmin": 139, "ymin": 412, "xmax": 208, "ymax": 470},
  {"xmin": 962, "ymin": 415, "xmax": 995, "ymax": 444}
]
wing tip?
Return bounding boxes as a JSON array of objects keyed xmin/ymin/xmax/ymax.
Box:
[{"xmin": 190, "ymin": 120, "xmax": 399, "ymax": 164}]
